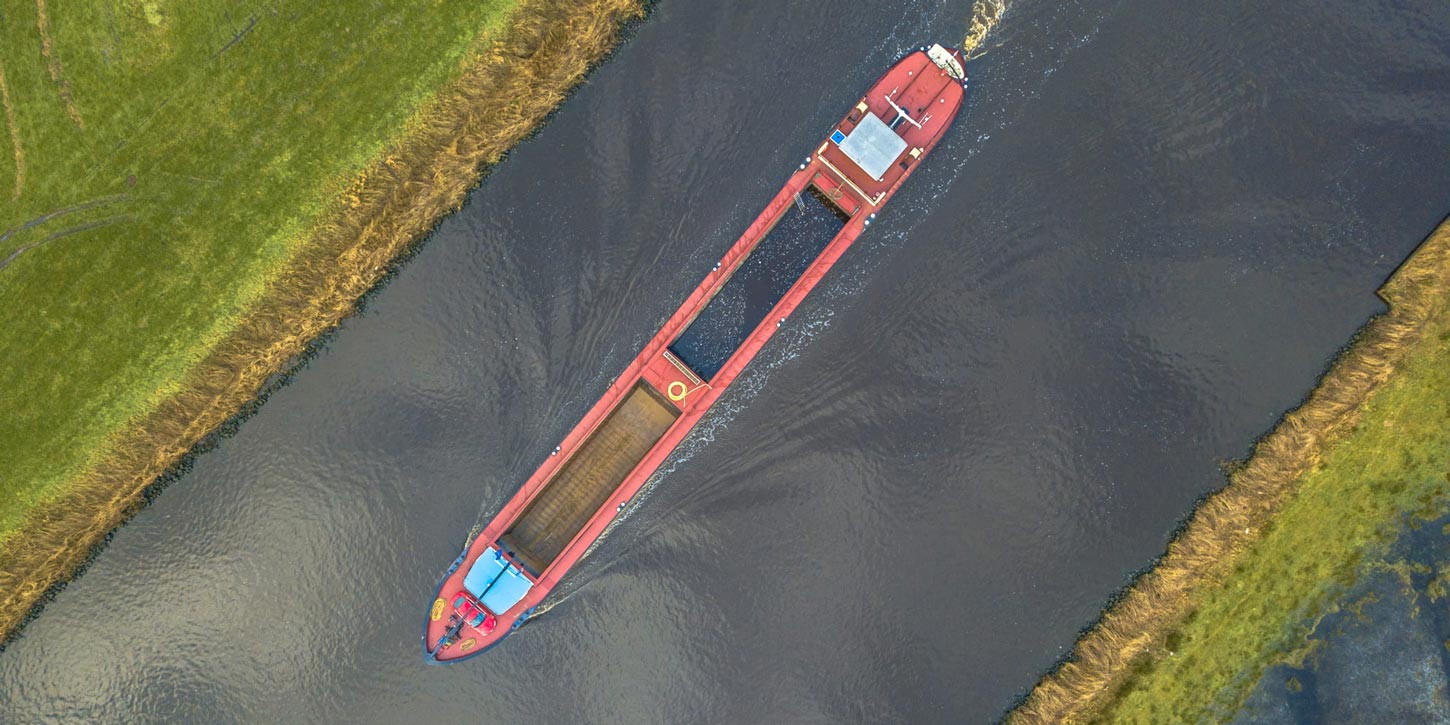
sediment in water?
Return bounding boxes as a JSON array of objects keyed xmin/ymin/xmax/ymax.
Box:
[
  {"xmin": 0, "ymin": 0, "xmax": 646, "ymax": 647},
  {"xmin": 1009, "ymin": 216, "xmax": 1450, "ymax": 723},
  {"xmin": 961, "ymin": 0, "xmax": 1006, "ymax": 60}
]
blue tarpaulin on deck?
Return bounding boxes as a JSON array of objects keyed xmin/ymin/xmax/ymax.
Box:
[
  {"xmin": 480, "ymin": 566, "xmax": 534, "ymax": 614},
  {"xmin": 463, "ymin": 548, "xmax": 507, "ymax": 599}
]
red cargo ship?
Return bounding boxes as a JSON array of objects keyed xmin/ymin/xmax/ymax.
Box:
[{"xmin": 425, "ymin": 44, "xmax": 967, "ymax": 662}]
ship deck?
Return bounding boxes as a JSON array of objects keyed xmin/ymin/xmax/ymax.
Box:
[
  {"xmin": 426, "ymin": 45, "xmax": 965, "ymax": 663},
  {"xmin": 499, "ymin": 383, "xmax": 679, "ymax": 573}
]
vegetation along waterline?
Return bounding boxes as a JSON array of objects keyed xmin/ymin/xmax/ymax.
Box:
[
  {"xmin": 0, "ymin": 0, "xmax": 645, "ymax": 645},
  {"xmin": 1010, "ymin": 216, "xmax": 1450, "ymax": 723}
]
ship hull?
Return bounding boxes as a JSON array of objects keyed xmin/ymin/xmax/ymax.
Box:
[{"xmin": 425, "ymin": 45, "xmax": 966, "ymax": 663}]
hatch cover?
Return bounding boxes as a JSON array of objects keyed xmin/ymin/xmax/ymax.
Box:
[{"xmin": 837, "ymin": 113, "xmax": 907, "ymax": 181}]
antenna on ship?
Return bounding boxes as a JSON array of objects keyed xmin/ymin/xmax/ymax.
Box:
[{"xmin": 428, "ymin": 616, "xmax": 466, "ymax": 660}]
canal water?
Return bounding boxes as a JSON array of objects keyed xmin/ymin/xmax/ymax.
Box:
[{"xmin": 5, "ymin": 0, "xmax": 1450, "ymax": 721}]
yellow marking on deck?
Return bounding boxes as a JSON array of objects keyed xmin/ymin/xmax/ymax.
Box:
[
  {"xmin": 431, "ymin": 597, "xmax": 445, "ymax": 621},
  {"xmin": 460, "ymin": 638, "xmax": 476, "ymax": 652},
  {"xmin": 666, "ymin": 380, "xmax": 708, "ymax": 402}
]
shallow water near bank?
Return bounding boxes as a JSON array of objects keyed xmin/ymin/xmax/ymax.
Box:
[
  {"xmin": 1234, "ymin": 515, "xmax": 1450, "ymax": 723},
  {"xmin": 4, "ymin": 0, "xmax": 1450, "ymax": 720}
]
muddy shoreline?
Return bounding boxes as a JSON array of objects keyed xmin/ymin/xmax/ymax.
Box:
[
  {"xmin": 1010, "ymin": 216, "xmax": 1450, "ymax": 723},
  {"xmin": 0, "ymin": 0, "xmax": 646, "ymax": 647}
]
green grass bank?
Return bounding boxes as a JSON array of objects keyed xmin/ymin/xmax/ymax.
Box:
[
  {"xmin": 1012, "ymin": 218, "xmax": 1450, "ymax": 723},
  {"xmin": 0, "ymin": 0, "xmax": 644, "ymax": 639},
  {"xmin": 1101, "ymin": 266, "xmax": 1450, "ymax": 721},
  {"xmin": 1, "ymin": 0, "xmax": 515, "ymax": 535}
]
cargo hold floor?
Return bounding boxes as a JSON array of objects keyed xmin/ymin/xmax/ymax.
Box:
[{"xmin": 499, "ymin": 383, "xmax": 679, "ymax": 573}]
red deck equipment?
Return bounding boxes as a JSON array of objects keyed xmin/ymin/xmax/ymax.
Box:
[{"xmin": 425, "ymin": 44, "xmax": 967, "ymax": 662}]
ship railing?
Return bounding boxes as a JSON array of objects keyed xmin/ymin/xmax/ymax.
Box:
[{"xmin": 815, "ymin": 142, "xmax": 887, "ymax": 207}]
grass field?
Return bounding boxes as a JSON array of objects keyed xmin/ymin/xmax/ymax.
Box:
[
  {"xmin": 0, "ymin": 0, "xmax": 646, "ymax": 642},
  {"xmin": 0, "ymin": 0, "xmax": 517, "ymax": 537},
  {"xmin": 1012, "ymin": 219, "xmax": 1450, "ymax": 723},
  {"xmin": 1100, "ymin": 293, "xmax": 1450, "ymax": 721}
]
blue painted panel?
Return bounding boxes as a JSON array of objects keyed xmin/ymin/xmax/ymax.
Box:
[
  {"xmin": 480, "ymin": 566, "xmax": 534, "ymax": 614},
  {"xmin": 463, "ymin": 548, "xmax": 507, "ymax": 599}
]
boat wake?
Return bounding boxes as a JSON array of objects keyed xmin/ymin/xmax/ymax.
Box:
[{"xmin": 961, "ymin": 0, "xmax": 1007, "ymax": 60}]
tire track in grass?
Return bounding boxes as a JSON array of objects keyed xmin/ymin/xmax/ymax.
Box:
[
  {"xmin": 0, "ymin": 63, "xmax": 23, "ymax": 200},
  {"xmin": 35, "ymin": 0, "xmax": 85, "ymax": 130},
  {"xmin": 961, "ymin": 0, "xmax": 1007, "ymax": 60},
  {"xmin": 0, "ymin": 215, "xmax": 131, "ymax": 273},
  {"xmin": 0, "ymin": 194, "xmax": 127, "ymax": 247}
]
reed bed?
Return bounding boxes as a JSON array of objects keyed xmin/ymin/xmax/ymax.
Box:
[
  {"xmin": 1010, "ymin": 217, "xmax": 1450, "ymax": 723},
  {"xmin": 0, "ymin": 0, "xmax": 645, "ymax": 646}
]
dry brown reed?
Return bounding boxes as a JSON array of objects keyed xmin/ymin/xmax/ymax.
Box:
[
  {"xmin": 0, "ymin": 0, "xmax": 645, "ymax": 645},
  {"xmin": 1009, "ymin": 217, "xmax": 1450, "ymax": 724},
  {"xmin": 0, "ymin": 62, "xmax": 23, "ymax": 200}
]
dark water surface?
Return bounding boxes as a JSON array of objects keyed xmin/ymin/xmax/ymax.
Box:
[{"xmin": 5, "ymin": 1, "xmax": 1450, "ymax": 721}]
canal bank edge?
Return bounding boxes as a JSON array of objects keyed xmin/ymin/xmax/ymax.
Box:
[
  {"xmin": 1009, "ymin": 216, "xmax": 1450, "ymax": 723},
  {"xmin": 0, "ymin": 0, "xmax": 646, "ymax": 648}
]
